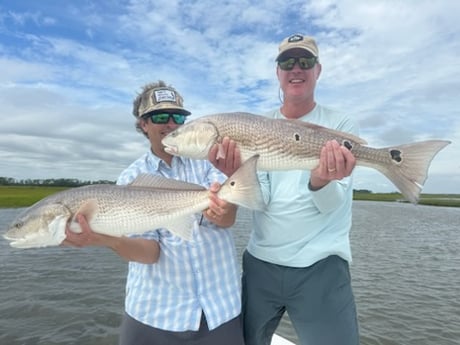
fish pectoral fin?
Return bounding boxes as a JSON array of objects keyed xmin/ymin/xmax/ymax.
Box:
[
  {"xmin": 74, "ymin": 199, "xmax": 99, "ymax": 222},
  {"xmin": 164, "ymin": 216, "xmax": 195, "ymax": 241},
  {"xmin": 49, "ymin": 215, "xmax": 70, "ymax": 245}
]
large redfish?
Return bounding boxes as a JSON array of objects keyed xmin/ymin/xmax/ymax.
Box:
[
  {"xmin": 4, "ymin": 155, "xmax": 264, "ymax": 248},
  {"xmin": 162, "ymin": 112, "xmax": 450, "ymax": 204}
]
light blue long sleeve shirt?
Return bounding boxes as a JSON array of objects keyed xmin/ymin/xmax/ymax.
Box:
[
  {"xmin": 248, "ymin": 104, "xmax": 359, "ymax": 268},
  {"xmin": 117, "ymin": 151, "xmax": 241, "ymax": 331}
]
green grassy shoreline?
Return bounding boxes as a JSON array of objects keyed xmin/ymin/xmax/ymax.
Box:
[{"xmin": 1, "ymin": 185, "xmax": 459, "ymax": 208}]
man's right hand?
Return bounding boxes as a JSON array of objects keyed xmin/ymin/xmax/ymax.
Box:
[{"xmin": 208, "ymin": 137, "xmax": 241, "ymax": 177}]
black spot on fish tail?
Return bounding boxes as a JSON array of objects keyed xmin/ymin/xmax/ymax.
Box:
[
  {"xmin": 294, "ymin": 133, "xmax": 301, "ymax": 141},
  {"xmin": 390, "ymin": 149, "xmax": 402, "ymax": 163},
  {"xmin": 343, "ymin": 140, "xmax": 353, "ymax": 150}
]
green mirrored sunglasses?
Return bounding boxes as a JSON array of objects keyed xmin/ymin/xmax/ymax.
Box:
[{"xmin": 146, "ymin": 113, "xmax": 187, "ymax": 125}]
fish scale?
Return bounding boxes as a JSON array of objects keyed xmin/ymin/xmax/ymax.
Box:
[{"xmin": 162, "ymin": 112, "xmax": 451, "ymax": 204}]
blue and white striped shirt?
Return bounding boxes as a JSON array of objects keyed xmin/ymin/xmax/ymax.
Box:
[{"xmin": 117, "ymin": 150, "xmax": 241, "ymax": 331}]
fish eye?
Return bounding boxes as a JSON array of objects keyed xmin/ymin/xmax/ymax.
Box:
[{"xmin": 14, "ymin": 222, "xmax": 23, "ymax": 229}]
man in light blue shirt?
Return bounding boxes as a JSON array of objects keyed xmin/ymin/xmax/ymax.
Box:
[
  {"xmin": 248, "ymin": 104, "xmax": 357, "ymax": 268},
  {"xmin": 64, "ymin": 81, "xmax": 244, "ymax": 345},
  {"xmin": 211, "ymin": 34, "xmax": 360, "ymax": 345}
]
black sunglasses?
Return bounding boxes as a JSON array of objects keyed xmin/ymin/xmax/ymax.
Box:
[
  {"xmin": 145, "ymin": 112, "xmax": 187, "ymax": 125},
  {"xmin": 278, "ymin": 56, "xmax": 317, "ymax": 71}
]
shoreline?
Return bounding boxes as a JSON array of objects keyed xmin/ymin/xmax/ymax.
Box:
[{"xmin": 0, "ymin": 185, "xmax": 459, "ymax": 208}]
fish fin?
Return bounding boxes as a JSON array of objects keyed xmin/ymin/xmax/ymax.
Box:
[
  {"xmin": 220, "ymin": 154, "xmax": 265, "ymax": 210},
  {"xmin": 165, "ymin": 215, "xmax": 195, "ymax": 241},
  {"xmin": 74, "ymin": 199, "xmax": 98, "ymax": 222},
  {"xmin": 289, "ymin": 119, "xmax": 368, "ymax": 145},
  {"xmin": 130, "ymin": 174, "xmax": 206, "ymax": 191},
  {"xmin": 49, "ymin": 215, "xmax": 70, "ymax": 245},
  {"xmin": 367, "ymin": 140, "xmax": 451, "ymax": 204}
]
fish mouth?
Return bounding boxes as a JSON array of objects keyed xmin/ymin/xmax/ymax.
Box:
[
  {"xmin": 3, "ymin": 228, "xmax": 22, "ymax": 240},
  {"xmin": 3, "ymin": 232, "xmax": 36, "ymax": 248},
  {"xmin": 3, "ymin": 233, "xmax": 15, "ymax": 241},
  {"xmin": 163, "ymin": 145, "xmax": 178, "ymax": 155}
]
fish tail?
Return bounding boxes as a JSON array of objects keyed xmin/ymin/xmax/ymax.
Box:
[
  {"xmin": 220, "ymin": 155, "xmax": 265, "ymax": 210},
  {"xmin": 370, "ymin": 140, "xmax": 450, "ymax": 204}
]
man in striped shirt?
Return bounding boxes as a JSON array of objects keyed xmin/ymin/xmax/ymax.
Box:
[{"xmin": 64, "ymin": 81, "xmax": 244, "ymax": 345}]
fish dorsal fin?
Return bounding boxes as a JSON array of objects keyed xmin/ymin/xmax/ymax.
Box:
[
  {"xmin": 130, "ymin": 174, "xmax": 206, "ymax": 191},
  {"xmin": 285, "ymin": 119, "xmax": 368, "ymax": 145}
]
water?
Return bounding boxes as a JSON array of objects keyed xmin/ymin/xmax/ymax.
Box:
[{"xmin": 1, "ymin": 202, "xmax": 459, "ymax": 345}]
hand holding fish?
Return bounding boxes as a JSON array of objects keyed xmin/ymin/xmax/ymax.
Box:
[
  {"xmin": 310, "ymin": 140, "xmax": 357, "ymax": 190},
  {"xmin": 208, "ymin": 137, "xmax": 241, "ymax": 177},
  {"xmin": 62, "ymin": 214, "xmax": 105, "ymax": 248},
  {"xmin": 205, "ymin": 182, "xmax": 237, "ymax": 227},
  {"xmin": 63, "ymin": 214, "xmax": 161, "ymax": 263}
]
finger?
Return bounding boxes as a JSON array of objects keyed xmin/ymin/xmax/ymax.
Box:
[
  {"xmin": 209, "ymin": 182, "xmax": 220, "ymax": 193},
  {"xmin": 216, "ymin": 200, "xmax": 229, "ymax": 215},
  {"xmin": 233, "ymin": 144, "xmax": 241, "ymax": 169},
  {"xmin": 208, "ymin": 192, "xmax": 221, "ymax": 214},
  {"xmin": 327, "ymin": 141, "xmax": 335, "ymax": 167},
  {"xmin": 219, "ymin": 137, "xmax": 230, "ymax": 161},
  {"xmin": 224, "ymin": 139, "xmax": 235, "ymax": 169},
  {"xmin": 206, "ymin": 208, "xmax": 220, "ymax": 220},
  {"xmin": 332, "ymin": 142, "xmax": 345, "ymax": 173},
  {"xmin": 316, "ymin": 145, "xmax": 328, "ymax": 176},
  {"xmin": 208, "ymin": 191, "xmax": 227, "ymax": 214},
  {"xmin": 341, "ymin": 145, "xmax": 357, "ymax": 174},
  {"xmin": 221, "ymin": 137, "xmax": 230, "ymax": 151},
  {"xmin": 325, "ymin": 141, "xmax": 336, "ymax": 173},
  {"xmin": 208, "ymin": 144, "xmax": 219, "ymax": 165}
]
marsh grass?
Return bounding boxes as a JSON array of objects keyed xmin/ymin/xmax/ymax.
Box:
[
  {"xmin": 0, "ymin": 186, "xmax": 459, "ymax": 208},
  {"xmin": 0, "ymin": 186, "xmax": 69, "ymax": 208},
  {"xmin": 353, "ymin": 191, "xmax": 460, "ymax": 207}
]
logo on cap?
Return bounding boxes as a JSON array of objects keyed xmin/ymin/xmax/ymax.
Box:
[
  {"xmin": 287, "ymin": 34, "xmax": 304, "ymax": 43},
  {"xmin": 153, "ymin": 89, "xmax": 177, "ymax": 104}
]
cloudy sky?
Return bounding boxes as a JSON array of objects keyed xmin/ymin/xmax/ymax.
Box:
[{"xmin": 0, "ymin": 0, "xmax": 459, "ymax": 194}]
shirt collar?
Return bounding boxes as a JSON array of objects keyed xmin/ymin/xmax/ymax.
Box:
[{"xmin": 145, "ymin": 149, "xmax": 187, "ymax": 172}]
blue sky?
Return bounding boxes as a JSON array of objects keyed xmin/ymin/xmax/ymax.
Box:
[{"xmin": 0, "ymin": 0, "xmax": 459, "ymax": 193}]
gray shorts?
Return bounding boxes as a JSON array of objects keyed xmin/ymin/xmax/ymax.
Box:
[
  {"xmin": 242, "ymin": 251, "xmax": 359, "ymax": 345},
  {"xmin": 119, "ymin": 312, "xmax": 244, "ymax": 345}
]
